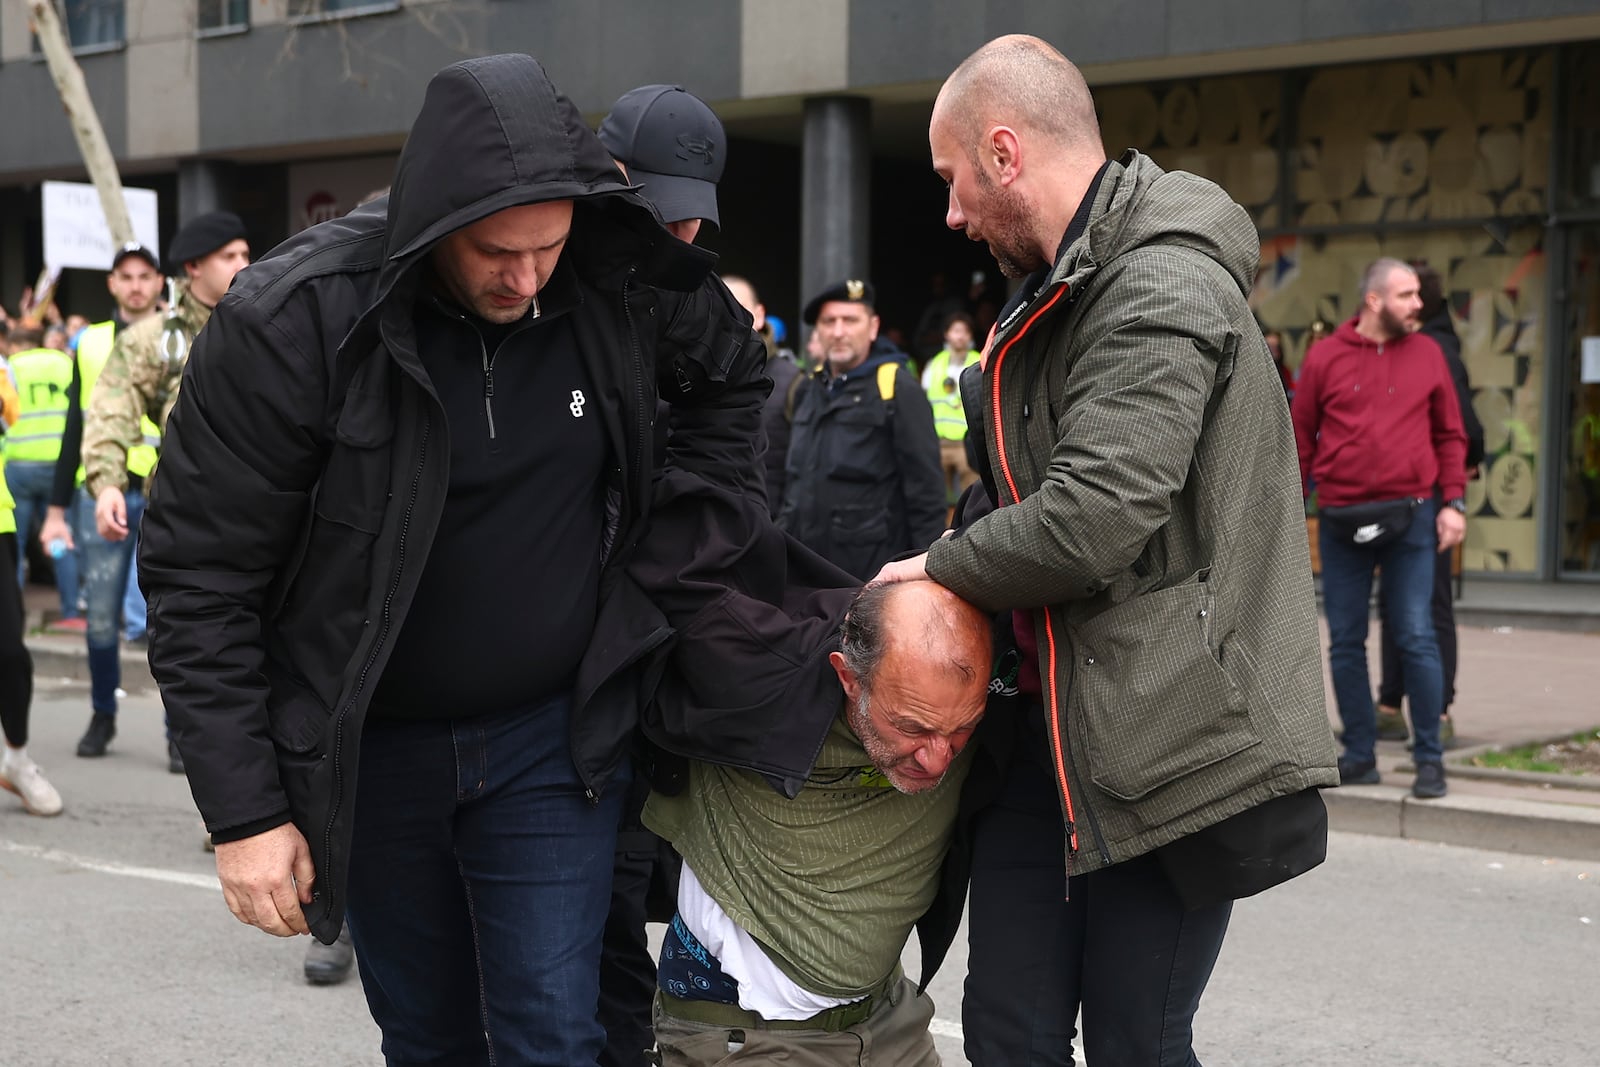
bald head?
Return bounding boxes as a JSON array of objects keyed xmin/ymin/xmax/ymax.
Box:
[
  {"xmin": 934, "ymin": 34, "xmax": 1102, "ymax": 161},
  {"xmin": 834, "ymin": 581, "xmax": 993, "ymax": 793},
  {"xmin": 839, "ymin": 581, "xmax": 991, "ymax": 690}
]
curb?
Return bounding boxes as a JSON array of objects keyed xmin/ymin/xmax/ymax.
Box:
[
  {"xmin": 1323, "ymin": 784, "xmax": 1600, "ymax": 861},
  {"xmin": 24, "ymin": 638, "xmax": 156, "ymax": 694}
]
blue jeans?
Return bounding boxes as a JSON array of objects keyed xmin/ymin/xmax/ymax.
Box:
[
  {"xmin": 77, "ymin": 486, "xmax": 145, "ymax": 716},
  {"xmin": 1319, "ymin": 498, "xmax": 1444, "ymax": 765},
  {"xmin": 122, "ymin": 523, "xmax": 147, "ymax": 641},
  {"xmin": 345, "ymin": 697, "xmax": 628, "ymax": 1067},
  {"xmin": 6, "ymin": 460, "xmax": 80, "ymax": 619}
]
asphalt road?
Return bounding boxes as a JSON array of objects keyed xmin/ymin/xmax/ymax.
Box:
[{"xmin": 6, "ymin": 681, "xmax": 1595, "ymax": 1066}]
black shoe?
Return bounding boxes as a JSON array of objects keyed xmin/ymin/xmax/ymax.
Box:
[
  {"xmin": 304, "ymin": 923, "xmax": 355, "ymax": 986},
  {"xmin": 1412, "ymin": 761, "xmax": 1448, "ymax": 800},
  {"xmin": 76, "ymin": 714, "xmax": 116, "ymax": 758},
  {"xmin": 167, "ymin": 740, "xmax": 186, "ymax": 776},
  {"xmin": 1338, "ymin": 755, "xmax": 1381, "ymax": 785}
]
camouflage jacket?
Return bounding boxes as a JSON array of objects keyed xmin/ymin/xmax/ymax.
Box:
[{"xmin": 83, "ymin": 284, "xmax": 213, "ymax": 498}]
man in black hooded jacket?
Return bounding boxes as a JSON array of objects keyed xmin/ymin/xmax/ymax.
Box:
[{"xmin": 138, "ymin": 55, "xmax": 766, "ymax": 1066}]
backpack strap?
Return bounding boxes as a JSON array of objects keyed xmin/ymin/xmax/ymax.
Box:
[
  {"xmin": 876, "ymin": 361, "xmax": 898, "ymax": 402},
  {"xmin": 783, "ymin": 367, "xmax": 808, "ymax": 423}
]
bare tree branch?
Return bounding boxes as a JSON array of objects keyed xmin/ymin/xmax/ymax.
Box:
[{"xmin": 25, "ymin": 0, "xmax": 133, "ymax": 246}]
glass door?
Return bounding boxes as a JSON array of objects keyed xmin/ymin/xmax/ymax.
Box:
[{"xmin": 1558, "ymin": 227, "xmax": 1600, "ymax": 577}]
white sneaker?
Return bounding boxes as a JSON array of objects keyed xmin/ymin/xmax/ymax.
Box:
[{"xmin": 0, "ymin": 752, "xmax": 65, "ymax": 817}]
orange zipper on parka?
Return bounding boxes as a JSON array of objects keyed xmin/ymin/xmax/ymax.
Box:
[{"xmin": 987, "ymin": 283, "xmax": 1080, "ymax": 865}]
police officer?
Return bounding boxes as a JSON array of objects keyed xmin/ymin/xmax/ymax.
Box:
[
  {"xmin": 76, "ymin": 212, "xmax": 250, "ymax": 766},
  {"xmin": 778, "ymin": 279, "xmax": 947, "ymax": 580}
]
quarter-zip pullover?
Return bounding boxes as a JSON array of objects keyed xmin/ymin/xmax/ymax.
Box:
[{"xmin": 373, "ymin": 261, "xmax": 607, "ymax": 718}]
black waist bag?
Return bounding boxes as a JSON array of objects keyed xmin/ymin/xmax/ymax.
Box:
[{"xmin": 1318, "ymin": 496, "xmax": 1421, "ymax": 549}]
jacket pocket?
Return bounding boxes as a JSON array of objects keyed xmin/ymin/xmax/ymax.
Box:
[
  {"xmin": 1072, "ymin": 575, "xmax": 1260, "ymax": 802},
  {"xmin": 265, "ymin": 665, "xmax": 333, "ymax": 754},
  {"xmin": 823, "ymin": 404, "xmax": 889, "ymax": 483}
]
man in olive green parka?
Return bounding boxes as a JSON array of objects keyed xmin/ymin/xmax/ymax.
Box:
[{"xmin": 878, "ymin": 35, "xmax": 1337, "ymax": 1066}]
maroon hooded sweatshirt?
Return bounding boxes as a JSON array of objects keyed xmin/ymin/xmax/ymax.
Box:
[{"xmin": 1291, "ymin": 316, "xmax": 1468, "ymax": 508}]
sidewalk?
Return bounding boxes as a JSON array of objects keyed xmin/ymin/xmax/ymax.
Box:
[{"xmin": 20, "ymin": 582, "xmax": 1600, "ymax": 859}]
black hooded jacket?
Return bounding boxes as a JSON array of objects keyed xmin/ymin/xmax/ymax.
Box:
[{"xmin": 139, "ymin": 55, "xmax": 766, "ymax": 942}]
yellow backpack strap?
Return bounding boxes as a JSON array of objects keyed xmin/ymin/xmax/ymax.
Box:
[{"xmin": 876, "ymin": 361, "xmax": 898, "ymax": 402}]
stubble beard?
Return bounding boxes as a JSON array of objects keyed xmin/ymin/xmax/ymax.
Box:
[
  {"xmin": 974, "ymin": 168, "xmax": 1046, "ymax": 280},
  {"xmin": 1378, "ymin": 307, "xmax": 1414, "ymax": 342},
  {"xmin": 847, "ymin": 691, "xmax": 943, "ymax": 796}
]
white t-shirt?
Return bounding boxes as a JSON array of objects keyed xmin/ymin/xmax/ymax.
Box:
[{"xmin": 675, "ymin": 864, "xmax": 859, "ymax": 1021}]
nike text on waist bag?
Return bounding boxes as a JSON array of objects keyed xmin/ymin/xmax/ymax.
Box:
[{"xmin": 1317, "ymin": 496, "xmax": 1422, "ymax": 550}]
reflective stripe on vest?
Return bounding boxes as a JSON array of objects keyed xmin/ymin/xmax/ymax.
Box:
[
  {"xmin": 76, "ymin": 321, "xmax": 160, "ymax": 481},
  {"xmin": 5, "ymin": 348, "xmax": 73, "ymax": 462},
  {"xmin": 922, "ymin": 349, "xmax": 976, "ymax": 441}
]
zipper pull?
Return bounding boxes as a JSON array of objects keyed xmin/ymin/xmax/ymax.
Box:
[
  {"xmin": 484, "ymin": 367, "xmax": 495, "ymax": 398},
  {"xmin": 1063, "ymin": 823, "xmax": 1076, "ymax": 901}
]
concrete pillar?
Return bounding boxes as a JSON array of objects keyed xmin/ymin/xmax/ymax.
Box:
[
  {"xmin": 800, "ymin": 96, "xmax": 871, "ymax": 321},
  {"xmin": 177, "ymin": 159, "xmax": 237, "ymax": 224}
]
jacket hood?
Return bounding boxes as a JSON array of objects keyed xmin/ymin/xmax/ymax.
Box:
[
  {"xmin": 1059, "ymin": 150, "xmax": 1260, "ymax": 300},
  {"xmin": 381, "ymin": 54, "xmax": 654, "ymax": 288}
]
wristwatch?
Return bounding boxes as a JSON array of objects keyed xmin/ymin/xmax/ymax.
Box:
[{"xmin": 1445, "ymin": 497, "xmax": 1467, "ymax": 514}]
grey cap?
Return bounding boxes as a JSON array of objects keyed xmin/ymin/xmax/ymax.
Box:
[{"xmin": 597, "ymin": 85, "xmax": 725, "ymax": 229}]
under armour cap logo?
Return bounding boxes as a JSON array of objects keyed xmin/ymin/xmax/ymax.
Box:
[
  {"xmin": 569, "ymin": 390, "xmax": 587, "ymax": 418},
  {"xmin": 676, "ymin": 134, "xmax": 716, "ymax": 167}
]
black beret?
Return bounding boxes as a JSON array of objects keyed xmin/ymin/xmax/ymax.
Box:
[
  {"xmin": 802, "ymin": 278, "xmax": 876, "ymax": 325},
  {"xmin": 166, "ymin": 211, "xmax": 248, "ymax": 268}
]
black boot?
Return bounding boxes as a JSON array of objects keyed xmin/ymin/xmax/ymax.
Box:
[
  {"xmin": 304, "ymin": 923, "xmax": 355, "ymax": 986},
  {"xmin": 76, "ymin": 714, "xmax": 116, "ymax": 758},
  {"xmin": 167, "ymin": 740, "xmax": 186, "ymax": 775}
]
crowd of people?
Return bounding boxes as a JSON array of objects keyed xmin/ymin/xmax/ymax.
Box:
[{"xmin": 0, "ymin": 31, "xmax": 1489, "ymax": 1067}]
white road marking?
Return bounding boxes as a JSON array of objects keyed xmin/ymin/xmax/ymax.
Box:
[
  {"xmin": 0, "ymin": 839, "xmax": 220, "ymax": 891},
  {"xmin": 6, "ymin": 837, "xmax": 974, "ymax": 1044}
]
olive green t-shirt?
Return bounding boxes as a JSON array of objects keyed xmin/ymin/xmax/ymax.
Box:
[{"xmin": 644, "ymin": 707, "xmax": 970, "ymax": 998}]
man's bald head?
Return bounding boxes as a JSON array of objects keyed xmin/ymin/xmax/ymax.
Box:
[
  {"xmin": 839, "ymin": 581, "xmax": 991, "ymax": 691},
  {"xmin": 934, "ymin": 34, "xmax": 1102, "ymax": 164},
  {"xmin": 833, "ymin": 581, "xmax": 993, "ymax": 794}
]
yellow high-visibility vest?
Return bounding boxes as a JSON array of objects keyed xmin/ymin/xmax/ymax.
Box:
[
  {"xmin": 0, "ymin": 455, "xmax": 15, "ymax": 536},
  {"xmin": 920, "ymin": 348, "xmax": 978, "ymax": 442},
  {"xmin": 76, "ymin": 320, "xmax": 160, "ymax": 481},
  {"xmin": 4, "ymin": 347, "xmax": 73, "ymax": 463}
]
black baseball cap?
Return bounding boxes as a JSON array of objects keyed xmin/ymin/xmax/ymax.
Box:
[
  {"xmin": 597, "ymin": 85, "xmax": 725, "ymax": 230},
  {"xmin": 111, "ymin": 241, "xmax": 161, "ymax": 274}
]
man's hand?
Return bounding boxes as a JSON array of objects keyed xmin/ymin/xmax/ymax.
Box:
[
  {"xmin": 873, "ymin": 553, "xmax": 930, "ymax": 585},
  {"xmin": 94, "ymin": 486, "xmax": 128, "ymax": 541},
  {"xmin": 1436, "ymin": 507, "xmax": 1466, "ymax": 553},
  {"xmin": 214, "ymin": 822, "xmax": 316, "ymax": 937},
  {"xmin": 38, "ymin": 506, "xmax": 74, "ymax": 553}
]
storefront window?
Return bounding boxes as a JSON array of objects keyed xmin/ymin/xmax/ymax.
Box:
[
  {"xmin": 1561, "ymin": 43, "xmax": 1600, "ymax": 214},
  {"xmin": 1095, "ymin": 74, "xmax": 1282, "ymax": 228},
  {"xmin": 1253, "ymin": 228, "xmax": 1546, "ymax": 573},
  {"xmin": 1293, "ymin": 51, "xmax": 1550, "ymax": 227}
]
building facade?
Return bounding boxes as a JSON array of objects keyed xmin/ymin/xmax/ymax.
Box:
[{"xmin": 2, "ymin": 0, "xmax": 1598, "ymax": 581}]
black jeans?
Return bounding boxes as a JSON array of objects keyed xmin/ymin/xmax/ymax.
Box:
[
  {"xmin": 0, "ymin": 533, "xmax": 33, "ymax": 747},
  {"xmin": 963, "ymin": 709, "xmax": 1232, "ymax": 1067},
  {"xmin": 1378, "ymin": 543, "xmax": 1458, "ymax": 712},
  {"xmin": 598, "ymin": 774, "xmax": 679, "ymax": 1067}
]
